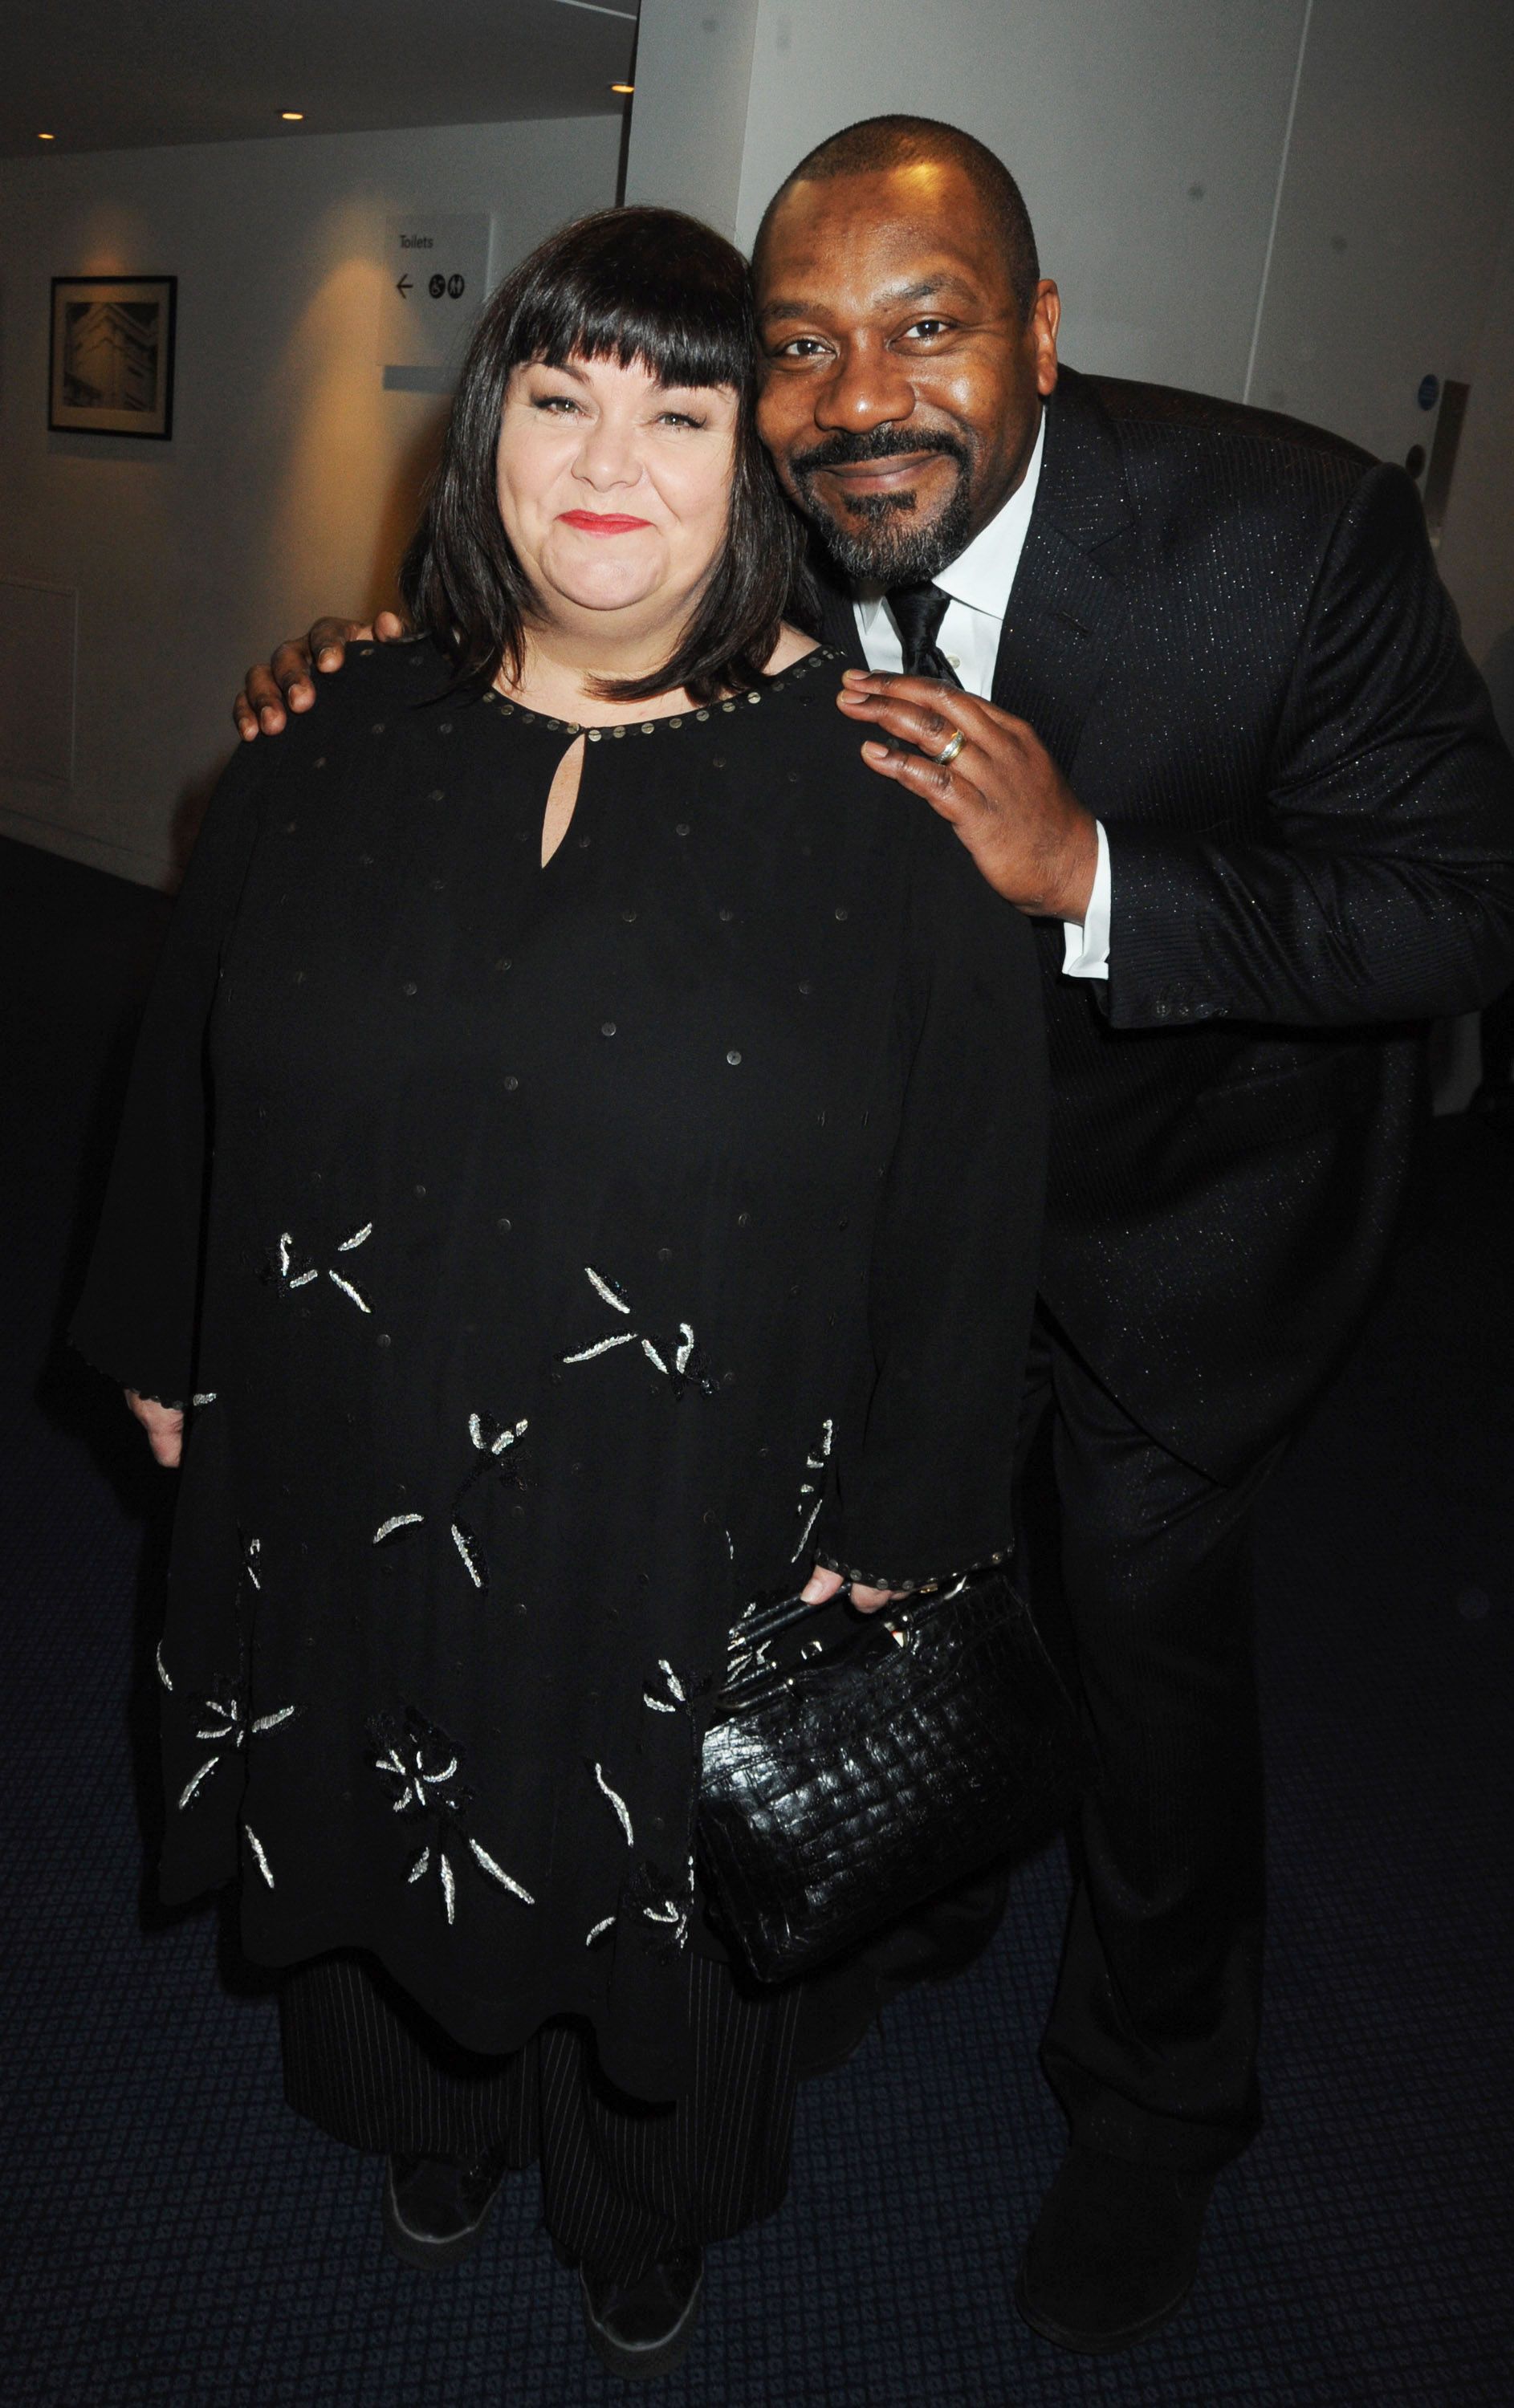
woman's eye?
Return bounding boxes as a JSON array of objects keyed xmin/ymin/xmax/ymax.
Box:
[
  {"xmin": 657, "ymin": 410, "xmax": 704, "ymax": 429},
  {"xmin": 532, "ymin": 393, "xmax": 582, "ymax": 414}
]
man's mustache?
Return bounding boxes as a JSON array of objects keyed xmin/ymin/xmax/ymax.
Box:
[{"xmin": 787, "ymin": 427, "xmax": 971, "ymax": 479}]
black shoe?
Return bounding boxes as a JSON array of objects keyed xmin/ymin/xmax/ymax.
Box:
[
  {"xmin": 579, "ymin": 2247, "xmax": 705, "ymax": 2381},
  {"xmin": 381, "ymin": 2147, "xmax": 510, "ymax": 2270},
  {"xmin": 1014, "ymin": 2143, "xmax": 1215, "ymax": 2354}
]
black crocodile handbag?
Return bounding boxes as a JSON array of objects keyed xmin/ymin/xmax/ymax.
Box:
[{"xmin": 698, "ymin": 1566, "xmax": 1092, "ymax": 1986}]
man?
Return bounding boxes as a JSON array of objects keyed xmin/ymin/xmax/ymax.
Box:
[{"xmin": 236, "ymin": 118, "xmax": 1514, "ymax": 2353}]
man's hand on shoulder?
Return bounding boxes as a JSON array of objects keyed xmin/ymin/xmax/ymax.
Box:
[
  {"xmin": 837, "ymin": 670, "xmax": 1100, "ymax": 923},
  {"xmin": 234, "ymin": 608, "xmax": 410, "ymax": 742}
]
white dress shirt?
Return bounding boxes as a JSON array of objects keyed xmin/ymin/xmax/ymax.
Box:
[{"xmin": 851, "ymin": 409, "xmax": 1113, "ymax": 979}]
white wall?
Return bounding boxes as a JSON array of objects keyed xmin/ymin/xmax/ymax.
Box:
[
  {"xmin": 0, "ymin": 116, "xmax": 621, "ymax": 886},
  {"xmin": 621, "ymin": 0, "xmax": 761, "ymax": 241},
  {"xmin": 629, "ymin": 0, "xmax": 1313, "ymax": 401},
  {"xmin": 626, "ymin": 0, "xmax": 1514, "ymax": 700},
  {"xmin": 1244, "ymin": 0, "xmax": 1514, "ymax": 463},
  {"xmin": 1439, "ymin": 188, "xmax": 1514, "ymax": 733}
]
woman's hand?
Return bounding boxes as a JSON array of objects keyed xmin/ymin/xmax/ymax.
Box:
[
  {"xmin": 232, "ymin": 610, "xmax": 410, "ymax": 741},
  {"xmin": 800, "ymin": 1564, "xmax": 900, "ymax": 1615},
  {"xmin": 125, "ymin": 1390, "xmax": 184, "ymax": 1469}
]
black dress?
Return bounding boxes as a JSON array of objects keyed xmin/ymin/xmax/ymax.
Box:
[{"xmin": 73, "ymin": 637, "xmax": 1047, "ymax": 2101}]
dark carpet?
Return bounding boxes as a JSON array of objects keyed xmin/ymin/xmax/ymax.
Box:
[{"xmin": 2, "ymin": 829, "xmax": 1510, "ymax": 2408}]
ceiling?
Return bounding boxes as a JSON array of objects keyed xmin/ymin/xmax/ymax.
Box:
[{"xmin": 2, "ymin": 0, "xmax": 637, "ymax": 159}]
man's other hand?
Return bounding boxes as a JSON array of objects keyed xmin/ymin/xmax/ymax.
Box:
[{"xmin": 234, "ymin": 609, "xmax": 409, "ymax": 740}]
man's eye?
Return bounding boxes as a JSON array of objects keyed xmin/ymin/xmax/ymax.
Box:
[
  {"xmin": 775, "ymin": 338, "xmax": 830, "ymax": 360},
  {"xmin": 903, "ymin": 319, "xmax": 954, "ymax": 341}
]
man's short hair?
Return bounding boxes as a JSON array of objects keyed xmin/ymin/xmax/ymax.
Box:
[{"xmin": 755, "ymin": 116, "xmax": 1041, "ymax": 321}]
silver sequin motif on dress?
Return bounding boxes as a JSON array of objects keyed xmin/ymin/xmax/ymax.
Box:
[{"xmin": 369, "ymin": 1705, "xmax": 535, "ymax": 1926}]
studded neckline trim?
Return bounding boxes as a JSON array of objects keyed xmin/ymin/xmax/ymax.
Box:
[{"xmin": 476, "ymin": 645, "xmax": 846, "ymax": 742}]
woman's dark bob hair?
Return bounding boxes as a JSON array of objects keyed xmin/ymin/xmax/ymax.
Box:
[{"xmin": 401, "ymin": 206, "xmax": 804, "ymax": 704}]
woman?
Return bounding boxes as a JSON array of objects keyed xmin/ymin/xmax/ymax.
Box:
[{"xmin": 73, "ymin": 207, "xmax": 1046, "ymax": 2378}]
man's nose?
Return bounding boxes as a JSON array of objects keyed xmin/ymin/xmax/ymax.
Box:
[{"xmin": 812, "ymin": 339, "xmax": 916, "ymax": 435}]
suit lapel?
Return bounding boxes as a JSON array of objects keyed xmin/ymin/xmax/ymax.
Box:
[
  {"xmin": 990, "ymin": 371, "xmax": 1134, "ymax": 779},
  {"xmin": 796, "ymin": 369, "xmax": 1133, "ymax": 754}
]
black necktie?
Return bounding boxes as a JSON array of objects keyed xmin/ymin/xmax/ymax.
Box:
[{"xmin": 887, "ymin": 582, "xmax": 961, "ymax": 685}]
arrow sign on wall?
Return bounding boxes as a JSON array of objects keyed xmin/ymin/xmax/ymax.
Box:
[{"xmin": 381, "ymin": 214, "xmax": 493, "ymax": 379}]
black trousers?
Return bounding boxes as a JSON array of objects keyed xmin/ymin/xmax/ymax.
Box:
[
  {"xmin": 1021, "ymin": 1308, "xmax": 1286, "ymax": 2176},
  {"xmin": 281, "ymin": 1949, "xmax": 804, "ymax": 2283}
]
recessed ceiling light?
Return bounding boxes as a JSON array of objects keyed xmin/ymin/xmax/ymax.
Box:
[
  {"xmin": 38, "ymin": 131, "xmax": 56, "ymax": 140},
  {"xmin": 609, "ymin": 83, "xmax": 634, "ymax": 94},
  {"xmin": 281, "ymin": 111, "xmax": 304, "ymax": 121}
]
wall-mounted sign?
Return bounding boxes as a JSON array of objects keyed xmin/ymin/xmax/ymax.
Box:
[{"xmin": 378, "ymin": 214, "xmax": 494, "ymax": 381}]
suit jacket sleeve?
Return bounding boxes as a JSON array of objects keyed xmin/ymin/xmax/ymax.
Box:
[
  {"xmin": 69, "ymin": 742, "xmax": 271, "ymax": 1405},
  {"xmin": 812, "ymin": 819, "xmax": 1048, "ymax": 1592},
  {"xmin": 1105, "ymin": 462, "xmax": 1514, "ymax": 1029}
]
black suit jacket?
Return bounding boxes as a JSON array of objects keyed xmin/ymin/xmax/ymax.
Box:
[{"xmin": 812, "ymin": 367, "xmax": 1514, "ymax": 1477}]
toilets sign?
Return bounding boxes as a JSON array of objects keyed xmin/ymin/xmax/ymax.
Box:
[{"xmin": 379, "ymin": 214, "xmax": 494, "ymax": 376}]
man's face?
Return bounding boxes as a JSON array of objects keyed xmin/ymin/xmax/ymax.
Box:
[{"xmin": 755, "ymin": 161, "xmax": 1059, "ymax": 587}]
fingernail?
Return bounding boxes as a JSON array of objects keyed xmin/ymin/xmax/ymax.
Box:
[
  {"xmin": 317, "ymin": 649, "xmax": 339, "ymax": 669},
  {"xmin": 862, "ymin": 740, "xmax": 888, "ymax": 759}
]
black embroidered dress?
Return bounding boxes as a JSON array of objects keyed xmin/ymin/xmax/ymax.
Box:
[{"xmin": 74, "ymin": 638, "xmax": 1046, "ymax": 2097}]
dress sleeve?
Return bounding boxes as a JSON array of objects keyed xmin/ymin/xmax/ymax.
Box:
[
  {"xmin": 69, "ymin": 743, "xmax": 271, "ymax": 1405},
  {"xmin": 812, "ymin": 817, "xmax": 1048, "ymax": 1592}
]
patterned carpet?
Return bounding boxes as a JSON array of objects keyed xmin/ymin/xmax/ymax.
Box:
[{"xmin": 2, "ymin": 832, "xmax": 1510, "ymax": 2407}]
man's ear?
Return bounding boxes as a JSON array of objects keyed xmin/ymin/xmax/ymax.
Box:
[{"xmin": 1032, "ymin": 283, "xmax": 1060, "ymax": 397}]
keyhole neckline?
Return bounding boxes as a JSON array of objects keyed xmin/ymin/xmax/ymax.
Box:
[
  {"xmin": 539, "ymin": 732, "xmax": 587, "ymax": 869},
  {"xmin": 481, "ymin": 644, "xmax": 844, "ymax": 741}
]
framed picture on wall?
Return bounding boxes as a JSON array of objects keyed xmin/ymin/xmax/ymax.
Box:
[{"xmin": 49, "ymin": 275, "xmax": 177, "ymax": 439}]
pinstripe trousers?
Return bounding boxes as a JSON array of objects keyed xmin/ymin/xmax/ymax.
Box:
[{"xmin": 280, "ymin": 1949, "xmax": 806, "ymax": 2281}]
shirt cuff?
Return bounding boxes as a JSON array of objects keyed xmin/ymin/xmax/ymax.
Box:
[{"xmin": 1061, "ymin": 820, "xmax": 1111, "ymax": 979}]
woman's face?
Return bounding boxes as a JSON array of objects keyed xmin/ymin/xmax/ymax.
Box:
[{"xmin": 496, "ymin": 353, "xmax": 740, "ymax": 632}]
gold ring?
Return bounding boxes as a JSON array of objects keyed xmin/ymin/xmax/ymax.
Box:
[{"xmin": 934, "ymin": 726, "xmax": 967, "ymax": 767}]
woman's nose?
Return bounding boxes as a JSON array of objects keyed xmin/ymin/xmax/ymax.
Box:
[{"xmin": 575, "ymin": 418, "xmax": 642, "ymax": 491}]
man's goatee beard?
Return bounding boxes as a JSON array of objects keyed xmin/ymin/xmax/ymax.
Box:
[{"xmin": 788, "ymin": 431, "xmax": 977, "ymax": 587}]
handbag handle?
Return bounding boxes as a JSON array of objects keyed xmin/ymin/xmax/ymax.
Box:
[{"xmin": 721, "ymin": 1572, "xmax": 971, "ymax": 1697}]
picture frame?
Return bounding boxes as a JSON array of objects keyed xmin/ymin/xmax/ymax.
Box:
[{"xmin": 49, "ymin": 275, "xmax": 177, "ymax": 440}]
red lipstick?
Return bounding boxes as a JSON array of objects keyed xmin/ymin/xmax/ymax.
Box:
[{"xmin": 559, "ymin": 510, "xmax": 653, "ymax": 534}]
